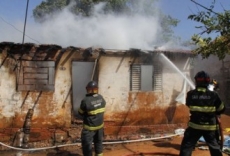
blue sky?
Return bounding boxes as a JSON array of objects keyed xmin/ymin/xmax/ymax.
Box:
[
  {"xmin": 0, "ymin": 0, "xmax": 41, "ymax": 22},
  {"xmin": 0, "ymin": 0, "xmax": 229, "ymax": 49},
  {"xmin": 161, "ymin": 0, "xmax": 230, "ymax": 41}
]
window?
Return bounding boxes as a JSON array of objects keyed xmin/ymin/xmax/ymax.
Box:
[
  {"xmin": 17, "ymin": 61, "xmax": 55, "ymax": 91},
  {"xmin": 130, "ymin": 64, "xmax": 162, "ymax": 91}
]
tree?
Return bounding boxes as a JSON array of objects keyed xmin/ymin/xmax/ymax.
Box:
[
  {"xmin": 33, "ymin": 0, "xmax": 132, "ymax": 21},
  {"xmin": 188, "ymin": 0, "xmax": 230, "ymax": 60},
  {"xmin": 33, "ymin": 0, "xmax": 69, "ymax": 22},
  {"xmin": 33, "ymin": 0, "xmax": 179, "ymax": 43}
]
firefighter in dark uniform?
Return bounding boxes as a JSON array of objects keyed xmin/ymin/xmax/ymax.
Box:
[
  {"xmin": 179, "ymin": 71, "xmax": 225, "ymax": 156},
  {"xmin": 78, "ymin": 80, "xmax": 106, "ymax": 156}
]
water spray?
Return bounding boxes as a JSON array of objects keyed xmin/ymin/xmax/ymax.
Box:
[{"xmin": 160, "ymin": 53, "xmax": 195, "ymax": 89}]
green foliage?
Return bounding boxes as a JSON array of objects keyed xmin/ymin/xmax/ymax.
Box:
[
  {"xmin": 188, "ymin": 1, "xmax": 230, "ymax": 60},
  {"xmin": 160, "ymin": 14, "xmax": 180, "ymax": 42},
  {"xmin": 33, "ymin": 0, "xmax": 131, "ymax": 21},
  {"xmin": 33, "ymin": 0, "xmax": 69, "ymax": 22}
]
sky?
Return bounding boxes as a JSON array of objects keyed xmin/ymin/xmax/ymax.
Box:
[{"xmin": 0, "ymin": 0, "xmax": 229, "ymax": 50}]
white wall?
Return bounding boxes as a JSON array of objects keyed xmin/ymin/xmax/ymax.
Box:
[{"xmin": 98, "ymin": 56, "xmax": 130, "ymax": 113}]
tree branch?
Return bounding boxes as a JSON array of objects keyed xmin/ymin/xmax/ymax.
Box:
[{"xmin": 190, "ymin": 0, "xmax": 219, "ymax": 15}]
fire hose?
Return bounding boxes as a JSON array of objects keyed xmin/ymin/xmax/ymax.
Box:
[
  {"xmin": 1, "ymin": 132, "xmax": 229, "ymax": 155},
  {"xmin": 216, "ymin": 115, "xmax": 224, "ymax": 150},
  {"xmin": 0, "ymin": 133, "xmax": 181, "ymax": 151}
]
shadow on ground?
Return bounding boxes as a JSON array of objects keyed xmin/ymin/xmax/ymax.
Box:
[
  {"xmin": 152, "ymin": 139, "xmax": 181, "ymax": 151},
  {"xmin": 46, "ymin": 149, "xmax": 82, "ymax": 156}
]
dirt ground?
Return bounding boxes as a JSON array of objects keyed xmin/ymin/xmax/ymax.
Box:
[
  {"xmin": 102, "ymin": 111, "xmax": 230, "ymax": 156},
  {"xmin": 0, "ymin": 113, "xmax": 230, "ymax": 156}
]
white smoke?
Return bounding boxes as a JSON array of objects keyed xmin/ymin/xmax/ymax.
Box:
[{"xmin": 0, "ymin": 1, "xmax": 164, "ymax": 50}]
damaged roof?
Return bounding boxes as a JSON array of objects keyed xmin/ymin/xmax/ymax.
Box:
[{"xmin": 0, "ymin": 42, "xmax": 194, "ymax": 61}]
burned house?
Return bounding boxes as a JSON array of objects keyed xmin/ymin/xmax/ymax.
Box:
[{"xmin": 0, "ymin": 41, "xmax": 228, "ymax": 147}]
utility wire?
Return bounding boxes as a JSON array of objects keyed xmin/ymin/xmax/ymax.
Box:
[
  {"xmin": 0, "ymin": 16, "xmax": 40, "ymax": 44},
  {"xmin": 191, "ymin": 0, "xmax": 219, "ymax": 15}
]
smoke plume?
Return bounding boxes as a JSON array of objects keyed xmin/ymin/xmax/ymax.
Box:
[{"xmin": 0, "ymin": 1, "xmax": 169, "ymax": 50}]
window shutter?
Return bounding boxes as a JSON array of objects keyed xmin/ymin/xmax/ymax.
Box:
[
  {"xmin": 130, "ymin": 64, "xmax": 141, "ymax": 91},
  {"xmin": 17, "ymin": 61, "xmax": 55, "ymax": 91}
]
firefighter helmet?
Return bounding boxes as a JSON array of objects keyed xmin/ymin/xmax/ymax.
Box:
[
  {"xmin": 211, "ymin": 79, "xmax": 219, "ymax": 90},
  {"xmin": 194, "ymin": 71, "xmax": 210, "ymax": 87},
  {"xmin": 86, "ymin": 81, "xmax": 98, "ymax": 93}
]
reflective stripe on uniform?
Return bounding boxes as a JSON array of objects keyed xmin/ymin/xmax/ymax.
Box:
[
  {"xmin": 188, "ymin": 122, "xmax": 217, "ymax": 130},
  {"xmin": 217, "ymin": 102, "xmax": 225, "ymax": 111},
  {"xmin": 88, "ymin": 107, "xmax": 105, "ymax": 115},
  {"xmin": 96, "ymin": 153, "xmax": 103, "ymax": 156},
  {"xmin": 78, "ymin": 108, "xmax": 84, "ymax": 114},
  {"xmin": 189, "ymin": 106, "xmax": 216, "ymax": 112},
  {"xmin": 197, "ymin": 88, "xmax": 206, "ymax": 92},
  {"xmin": 83, "ymin": 123, "xmax": 104, "ymax": 131}
]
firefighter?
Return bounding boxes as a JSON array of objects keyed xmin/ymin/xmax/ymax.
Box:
[
  {"xmin": 78, "ymin": 80, "xmax": 106, "ymax": 156},
  {"xmin": 179, "ymin": 71, "xmax": 225, "ymax": 156}
]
